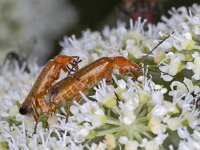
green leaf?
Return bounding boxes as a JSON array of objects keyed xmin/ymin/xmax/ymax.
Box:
[{"xmin": 166, "ymin": 129, "xmax": 180, "ymax": 148}]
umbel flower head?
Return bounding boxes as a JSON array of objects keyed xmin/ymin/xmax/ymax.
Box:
[{"xmin": 0, "ymin": 3, "xmax": 200, "ymax": 150}]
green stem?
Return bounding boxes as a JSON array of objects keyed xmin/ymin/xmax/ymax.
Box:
[
  {"xmin": 106, "ymin": 117, "xmax": 122, "ymax": 126},
  {"xmin": 135, "ymin": 117, "xmax": 148, "ymax": 124},
  {"xmin": 83, "ymin": 140, "xmax": 91, "ymax": 148},
  {"xmin": 95, "ymin": 127, "xmax": 122, "ymax": 137},
  {"xmin": 111, "ymin": 106, "xmax": 121, "ymax": 116},
  {"xmin": 141, "ymin": 131, "xmax": 153, "ymax": 140}
]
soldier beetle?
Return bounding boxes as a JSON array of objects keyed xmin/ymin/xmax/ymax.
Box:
[{"xmin": 19, "ymin": 32, "xmax": 173, "ymax": 133}]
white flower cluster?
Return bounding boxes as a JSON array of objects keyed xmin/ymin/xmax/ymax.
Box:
[
  {"xmin": 60, "ymin": 19, "xmax": 159, "ymax": 67},
  {"xmin": 0, "ymin": 3, "xmax": 200, "ymax": 150},
  {"xmin": 0, "ymin": 61, "xmax": 85, "ymax": 149},
  {"xmin": 157, "ymin": 4, "xmax": 200, "ymax": 81},
  {"xmin": 0, "ymin": 0, "xmax": 78, "ymax": 64}
]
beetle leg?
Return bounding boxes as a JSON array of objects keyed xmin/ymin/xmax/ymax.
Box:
[
  {"xmin": 65, "ymin": 100, "xmax": 73, "ymax": 123},
  {"xmin": 47, "ymin": 55, "xmax": 81, "ymax": 75},
  {"xmin": 104, "ymin": 66, "xmax": 113, "ymax": 83},
  {"xmin": 65, "ymin": 57, "xmax": 82, "ymax": 76},
  {"xmin": 66, "ymin": 65, "xmax": 77, "ymax": 76},
  {"xmin": 64, "ymin": 95, "xmax": 82, "ymax": 123},
  {"xmin": 32, "ymin": 102, "xmax": 39, "ymax": 135},
  {"xmin": 34, "ymin": 95, "xmax": 53, "ymax": 117}
]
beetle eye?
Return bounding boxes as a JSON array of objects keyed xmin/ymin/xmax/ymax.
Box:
[{"xmin": 19, "ymin": 107, "xmax": 29, "ymax": 115}]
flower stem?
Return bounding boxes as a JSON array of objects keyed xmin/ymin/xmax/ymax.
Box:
[
  {"xmin": 95, "ymin": 127, "xmax": 122, "ymax": 137},
  {"xmin": 111, "ymin": 106, "xmax": 121, "ymax": 116},
  {"xmin": 106, "ymin": 117, "xmax": 122, "ymax": 126}
]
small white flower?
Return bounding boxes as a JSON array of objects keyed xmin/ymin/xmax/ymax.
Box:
[
  {"xmin": 159, "ymin": 65, "xmax": 173, "ymax": 81},
  {"xmin": 154, "ymin": 133, "xmax": 168, "ymax": 145},
  {"xmin": 167, "ymin": 117, "xmax": 182, "ymax": 131},
  {"xmin": 159, "ymin": 53, "xmax": 185, "ymax": 81},
  {"xmin": 178, "ymin": 127, "xmax": 200, "ymax": 150},
  {"xmin": 104, "ymin": 134, "xmax": 116, "ymax": 150},
  {"xmin": 183, "ymin": 32, "xmax": 192, "ymax": 40},
  {"xmin": 89, "ymin": 142, "xmax": 106, "ymax": 150},
  {"xmin": 125, "ymin": 141, "xmax": 139, "ymax": 150},
  {"xmin": 186, "ymin": 53, "xmax": 200, "ymax": 80},
  {"xmin": 150, "ymin": 91, "xmax": 164, "ymax": 105},
  {"xmin": 91, "ymin": 79, "xmax": 116, "ymax": 108},
  {"xmin": 178, "ymin": 127, "xmax": 190, "ymax": 139},
  {"xmin": 151, "ymin": 104, "xmax": 168, "ymax": 119},
  {"xmin": 126, "ymin": 39, "xmax": 135, "ymax": 50},
  {"xmin": 117, "ymin": 79, "xmax": 127, "ymax": 89},
  {"xmin": 148, "ymin": 117, "xmax": 166, "ymax": 134},
  {"xmin": 119, "ymin": 101, "xmax": 136, "ymax": 125},
  {"xmin": 78, "ymin": 128, "xmax": 89, "ymax": 137},
  {"xmin": 143, "ymin": 140, "xmax": 159, "ymax": 150},
  {"xmin": 163, "ymin": 101, "xmax": 179, "ymax": 114},
  {"xmin": 138, "ymin": 90, "xmax": 150, "ymax": 104},
  {"xmin": 119, "ymin": 136, "xmax": 129, "ymax": 144}
]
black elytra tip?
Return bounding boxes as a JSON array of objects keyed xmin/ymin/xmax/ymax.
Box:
[{"xmin": 19, "ymin": 107, "xmax": 28, "ymax": 115}]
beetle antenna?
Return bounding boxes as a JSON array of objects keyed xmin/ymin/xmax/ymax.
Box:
[
  {"xmin": 141, "ymin": 31, "xmax": 174, "ymax": 62},
  {"xmin": 148, "ymin": 67, "xmax": 190, "ymax": 92}
]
